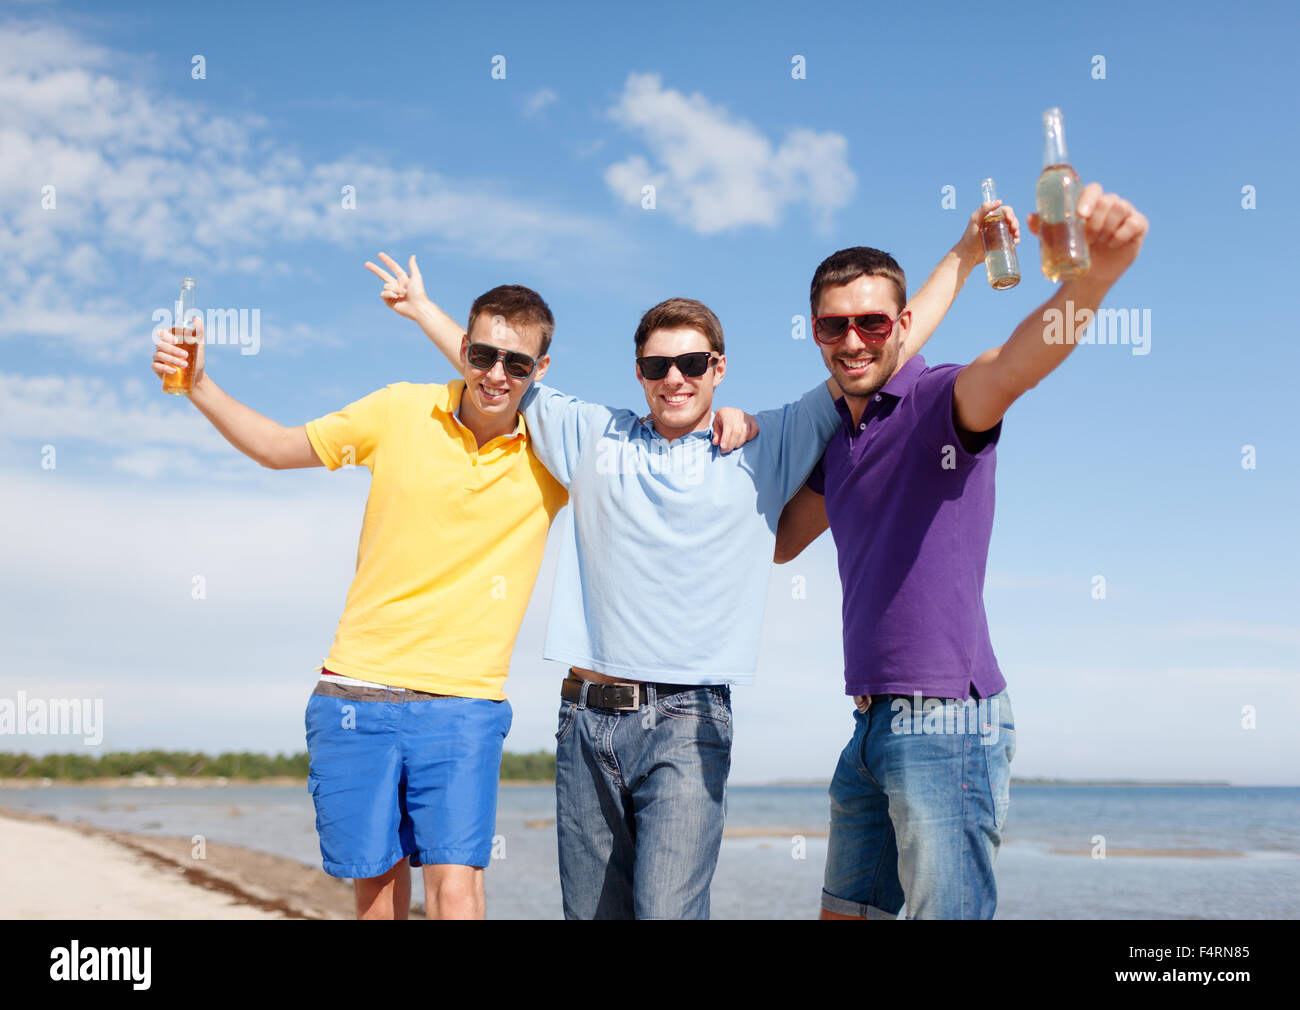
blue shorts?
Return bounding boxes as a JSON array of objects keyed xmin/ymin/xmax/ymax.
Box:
[{"xmin": 304, "ymin": 680, "xmax": 512, "ymax": 878}]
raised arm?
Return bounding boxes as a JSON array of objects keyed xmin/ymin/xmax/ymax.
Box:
[
  {"xmin": 366, "ymin": 252, "xmax": 466, "ymax": 370},
  {"xmin": 953, "ymin": 183, "xmax": 1148, "ymax": 435},
  {"xmin": 151, "ymin": 316, "xmax": 321, "ymax": 469},
  {"xmin": 901, "ymin": 200, "xmax": 1021, "ymax": 361}
]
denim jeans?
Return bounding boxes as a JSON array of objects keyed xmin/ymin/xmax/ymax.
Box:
[
  {"xmin": 554, "ymin": 681, "xmax": 733, "ymax": 919},
  {"xmin": 821, "ymin": 689, "xmax": 1015, "ymax": 919}
]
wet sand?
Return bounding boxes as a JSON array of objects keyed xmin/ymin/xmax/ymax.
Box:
[
  {"xmin": 1049, "ymin": 846, "xmax": 1245, "ymax": 858},
  {"xmin": 0, "ymin": 807, "xmax": 362, "ymax": 920}
]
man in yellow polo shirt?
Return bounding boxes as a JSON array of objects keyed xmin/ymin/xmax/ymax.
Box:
[{"xmin": 150, "ymin": 283, "xmax": 566, "ymax": 919}]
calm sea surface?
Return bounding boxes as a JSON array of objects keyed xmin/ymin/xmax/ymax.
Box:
[{"xmin": 3, "ymin": 784, "xmax": 1296, "ymax": 919}]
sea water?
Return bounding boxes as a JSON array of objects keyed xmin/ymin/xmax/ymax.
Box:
[{"xmin": 3, "ymin": 784, "xmax": 1296, "ymax": 919}]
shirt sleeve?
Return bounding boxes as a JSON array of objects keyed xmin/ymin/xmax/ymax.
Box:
[
  {"xmin": 915, "ymin": 364, "xmax": 1002, "ymax": 459},
  {"xmin": 751, "ymin": 382, "xmax": 843, "ymax": 505},
  {"xmin": 518, "ymin": 382, "xmax": 616, "ymax": 489},
  {"xmin": 304, "ymin": 385, "xmax": 392, "ymax": 471}
]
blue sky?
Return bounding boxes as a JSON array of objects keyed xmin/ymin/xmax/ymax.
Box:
[{"xmin": 1, "ymin": 0, "xmax": 1297, "ymax": 783}]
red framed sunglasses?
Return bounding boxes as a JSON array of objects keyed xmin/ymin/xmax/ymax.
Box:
[{"xmin": 812, "ymin": 312, "xmax": 900, "ymax": 345}]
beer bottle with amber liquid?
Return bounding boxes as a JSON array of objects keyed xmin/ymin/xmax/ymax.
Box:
[
  {"xmin": 979, "ymin": 177, "xmax": 1020, "ymax": 289},
  {"xmin": 161, "ymin": 277, "xmax": 199, "ymax": 395},
  {"xmin": 1035, "ymin": 108, "xmax": 1090, "ymax": 282}
]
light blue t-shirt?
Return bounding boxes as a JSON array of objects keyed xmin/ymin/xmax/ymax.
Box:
[{"xmin": 520, "ymin": 382, "xmax": 841, "ymax": 685}]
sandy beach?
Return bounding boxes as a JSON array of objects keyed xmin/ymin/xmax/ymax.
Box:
[{"xmin": 0, "ymin": 807, "xmax": 362, "ymax": 920}]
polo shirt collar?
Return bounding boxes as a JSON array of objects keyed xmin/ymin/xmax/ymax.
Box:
[
  {"xmin": 879, "ymin": 353, "xmax": 927, "ymax": 401},
  {"xmin": 833, "ymin": 353, "xmax": 928, "ymax": 424},
  {"xmin": 637, "ymin": 410, "xmax": 716, "ymax": 442},
  {"xmin": 434, "ymin": 379, "xmax": 527, "ymax": 442}
]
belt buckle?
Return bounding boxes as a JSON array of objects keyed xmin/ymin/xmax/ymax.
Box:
[{"xmin": 614, "ymin": 683, "xmax": 640, "ymax": 711}]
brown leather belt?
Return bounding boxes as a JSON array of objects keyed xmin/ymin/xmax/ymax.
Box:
[{"xmin": 561, "ymin": 670, "xmax": 699, "ymax": 711}]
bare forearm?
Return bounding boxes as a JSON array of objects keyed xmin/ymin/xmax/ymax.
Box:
[
  {"xmin": 953, "ymin": 274, "xmax": 1116, "ymax": 433},
  {"xmin": 412, "ymin": 301, "xmax": 467, "ymax": 368},
  {"xmin": 189, "ymin": 375, "xmax": 307, "ymax": 469},
  {"xmin": 775, "ymin": 485, "xmax": 829, "ymax": 563},
  {"xmin": 903, "ymin": 244, "xmax": 979, "ymax": 358},
  {"xmin": 998, "ymin": 274, "xmax": 1114, "ymax": 393}
]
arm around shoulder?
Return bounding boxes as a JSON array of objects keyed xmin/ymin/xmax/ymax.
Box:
[{"xmin": 775, "ymin": 484, "xmax": 829, "ymax": 564}]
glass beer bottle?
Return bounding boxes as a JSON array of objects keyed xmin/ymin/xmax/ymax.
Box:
[
  {"xmin": 1035, "ymin": 108, "xmax": 1090, "ymax": 282},
  {"xmin": 979, "ymin": 177, "xmax": 1020, "ymax": 289},
  {"xmin": 161, "ymin": 277, "xmax": 199, "ymax": 395}
]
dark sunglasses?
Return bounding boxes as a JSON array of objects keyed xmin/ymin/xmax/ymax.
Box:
[
  {"xmin": 636, "ymin": 351, "xmax": 718, "ymax": 381},
  {"xmin": 466, "ymin": 341, "xmax": 538, "ymax": 379},
  {"xmin": 812, "ymin": 312, "xmax": 899, "ymax": 345}
]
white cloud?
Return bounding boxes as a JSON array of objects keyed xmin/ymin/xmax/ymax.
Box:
[
  {"xmin": 523, "ymin": 87, "xmax": 558, "ymax": 117},
  {"xmin": 0, "ymin": 370, "xmax": 228, "ymax": 456},
  {"xmin": 111, "ymin": 447, "xmax": 205, "ymax": 479},
  {"xmin": 603, "ymin": 73, "xmax": 856, "ymax": 235},
  {"xmin": 0, "ymin": 22, "xmax": 613, "ymax": 355}
]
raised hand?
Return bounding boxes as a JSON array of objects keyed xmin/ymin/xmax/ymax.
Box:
[
  {"xmin": 364, "ymin": 252, "xmax": 430, "ymax": 321},
  {"xmin": 1027, "ymin": 183, "xmax": 1148, "ymax": 286},
  {"xmin": 152, "ymin": 313, "xmax": 205, "ymax": 389},
  {"xmin": 957, "ymin": 199, "xmax": 1021, "ymax": 269}
]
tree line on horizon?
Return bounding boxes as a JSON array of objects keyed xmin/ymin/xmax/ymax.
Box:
[{"xmin": 0, "ymin": 750, "xmax": 557, "ymax": 781}]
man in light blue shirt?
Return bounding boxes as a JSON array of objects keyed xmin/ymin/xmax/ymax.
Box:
[
  {"xmin": 366, "ymin": 205, "xmax": 1003, "ymax": 916},
  {"xmin": 522, "ymin": 344, "xmax": 838, "ymax": 685}
]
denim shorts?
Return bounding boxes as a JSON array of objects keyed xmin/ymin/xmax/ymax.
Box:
[
  {"xmin": 304, "ymin": 680, "xmax": 512, "ymax": 878},
  {"xmin": 821, "ymin": 689, "xmax": 1015, "ymax": 919}
]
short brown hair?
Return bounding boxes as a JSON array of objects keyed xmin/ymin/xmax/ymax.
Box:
[
  {"xmin": 809, "ymin": 247, "xmax": 907, "ymax": 318},
  {"xmin": 633, "ymin": 297, "xmax": 724, "ymax": 355},
  {"xmin": 468, "ymin": 285, "xmax": 555, "ymax": 357}
]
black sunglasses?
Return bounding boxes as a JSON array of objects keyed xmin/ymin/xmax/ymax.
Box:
[
  {"xmin": 636, "ymin": 351, "xmax": 718, "ymax": 381},
  {"xmin": 466, "ymin": 341, "xmax": 538, "ymax": 379}
]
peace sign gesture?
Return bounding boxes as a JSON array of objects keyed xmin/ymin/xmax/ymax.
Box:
[{"xmin": 364, "ymin": 252, "xmax": 431, "ymax": 322}]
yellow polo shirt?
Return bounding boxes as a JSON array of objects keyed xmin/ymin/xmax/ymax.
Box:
[{"xmin": 305, "ymin": 380, "xmax": 567, "ymax": 699}]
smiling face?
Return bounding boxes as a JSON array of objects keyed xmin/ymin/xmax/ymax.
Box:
[
  {"xmin": 636, "ymin": 326, "xmax": 725, "ymax": 440},
  {"xmin": 814, "ymin": 275, "xmax": 909, "ymax": 400},
  {"xmin": 459, "ymin": 310, "xmax": 548, "ymax": 423}
]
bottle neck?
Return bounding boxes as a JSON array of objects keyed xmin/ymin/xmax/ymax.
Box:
[
  {"xmin": 980, "ymin": 179, "xmax": 998, "ymax": 203},
  {"xmin": 1042, "ymin": 117, "xmax": 1069, "ymax": 167}
]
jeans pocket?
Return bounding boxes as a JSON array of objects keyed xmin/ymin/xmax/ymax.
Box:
[
  {"xmin": 655, "ymin": 686, "xmax": 731, "ymax": 727},
  {"xmin": 980, "ymin": 692, "xmax": 1015, "ymax": 829},
  {"xmin": 555, "ymin": 700, "xmax": 577, "ymax": 744}
]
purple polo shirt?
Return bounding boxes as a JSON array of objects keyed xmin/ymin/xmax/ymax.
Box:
[{"xmin": 807, "ymin": 354, "xmax": 1006, "ymax": 700}]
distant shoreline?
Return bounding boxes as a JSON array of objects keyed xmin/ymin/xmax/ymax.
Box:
[
  {"xmin": 0, "ymin": 776, "xmax": 1263, "ymax": 790},
  {"xmin": 753, "ymin": 777, "xmax": 1241, "ymax": 788},
  {"xmin": 0, "ymin": 776, "xmax": 552, "ymax": 790}
]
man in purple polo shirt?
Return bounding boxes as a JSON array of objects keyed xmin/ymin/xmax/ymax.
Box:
[{"xmin": 776, "ymin": 182, "xmax": 1148, "ymax": 919}]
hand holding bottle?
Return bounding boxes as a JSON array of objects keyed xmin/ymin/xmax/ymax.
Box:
[
  {"xmin": 1028, "ymin": 183, "xmax": 1147, "ymax": 287},
  {"xmin": 154, "ymin": 313, "xmax": 205, "ymax": 394}
]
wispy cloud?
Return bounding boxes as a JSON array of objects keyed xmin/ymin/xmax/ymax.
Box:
[
  {"xmin": 0, "ymin": 22, "xmax": 612, "ymax": 354},
  {"xmin": 603, "ymin": 73, "xmax": 856, "ymax": 235},
  {"xmin": 523, "ymin": 87, "xmax": 558, "ymax": 117},
  {"xmin": 0, "ymin": 371, "xmax": 247, "ymax": 477}
]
